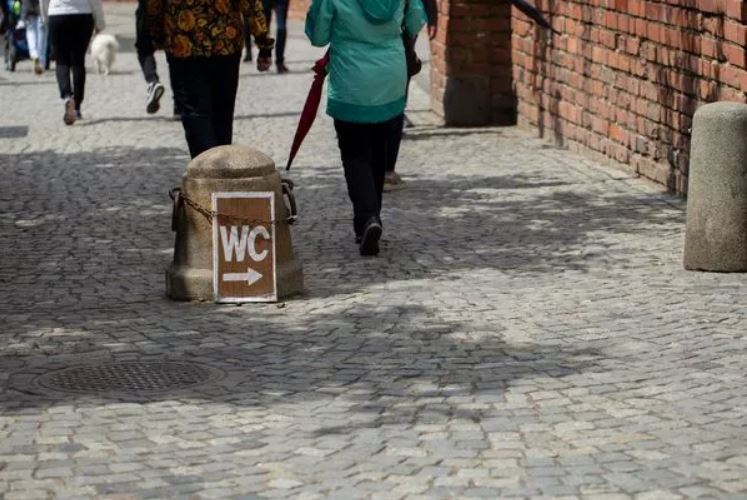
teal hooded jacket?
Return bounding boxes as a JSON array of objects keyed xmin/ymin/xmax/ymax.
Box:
[{"xmin": 305, "ymin": 0, "xmax": 426, "ymax": 123}]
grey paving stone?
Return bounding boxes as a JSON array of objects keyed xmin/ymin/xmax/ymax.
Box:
[{"xmin": 0, "ymin": 3, "xmax": 745, "ymax": 499}]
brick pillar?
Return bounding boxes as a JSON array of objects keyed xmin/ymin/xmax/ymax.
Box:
[{"xmin": 431, "ymin": 0, "xmax": 515, "ymax": 126}]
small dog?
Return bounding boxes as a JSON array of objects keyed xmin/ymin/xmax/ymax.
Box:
[{"xmin": 90, "ymin": 33, "xmax": 119, "ymax": 75}]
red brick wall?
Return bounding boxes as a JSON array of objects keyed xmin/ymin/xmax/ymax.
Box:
[
  {"xmin": 431, "ymin": 0, "xmax": 515, "ymax": 125},
  {"xmin": 512, "ymin": 0, "xmax": 747, "ymax": 192}
]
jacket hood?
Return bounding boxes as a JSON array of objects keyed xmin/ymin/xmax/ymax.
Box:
[{"xmin": 357, "ymin": 0, "xmax": 401, "ymax": 24}]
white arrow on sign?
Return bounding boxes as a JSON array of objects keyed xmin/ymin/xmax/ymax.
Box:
[{"xmin": 223, "ymin": 268, "xmax": 263, "ymax": 286}]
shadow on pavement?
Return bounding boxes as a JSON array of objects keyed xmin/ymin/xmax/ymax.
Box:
[
  {"xmin": 74, "ymin": 111, "xmax": 299, "ymax": 127},
  {"xmin": 0, "ymin": 141, "xmax": 677, "ymax": 419},
  {"xmin": 403, "ymin": 127, "xmax": 509, "ymax": 141},
  {"xmin": 0, "ymin": 79, "xmax": 56, "ymax": 86},
  {"xmin": 1, "ymin": 299, "xmax": 603, "ymax": 424}
]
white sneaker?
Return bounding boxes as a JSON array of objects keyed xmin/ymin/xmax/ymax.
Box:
[{"xmin": 146, "ymin": 81, "xmax": 165, "ymax": 114}]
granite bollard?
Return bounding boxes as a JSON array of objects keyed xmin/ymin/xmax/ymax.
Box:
[
  {"xmin": 684, "ymin": 101, "xmax": 747, "ymax": 272},
  {"xmin": 166, "ymin": 145, "xmax": 304, "ymax": 300}
]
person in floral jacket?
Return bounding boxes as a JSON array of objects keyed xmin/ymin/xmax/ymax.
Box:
[{"xmin": 145, "ymin": 0, "xmax": 274, "ymax": 158}]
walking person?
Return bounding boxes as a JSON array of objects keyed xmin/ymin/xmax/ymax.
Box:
[
  {"xmin": 383, "ymin": 0, "xmax": 437, "ymax": 191},
  {"xmin": 146, "ymin": 0, "xmax": 274, "ymax": 159},
  {"xmin": 42, "ymin": 0, "xmax": 105, "ymax": 125},
  {"xmin": 22, "ymin": 0, "xmax": 48, "ymax": 74},
  {"xmin": 306, "ymin": 0, "xmax": 426, "ymax": 256},
  {"xmin": 262, "ymin": 0, "xmax": 289, "ymax": 73},
  {"xmin": 135, "ymin": 0, "xmax": 165, "ymax": 114}
]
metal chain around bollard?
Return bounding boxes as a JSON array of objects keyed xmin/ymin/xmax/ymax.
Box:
[{"xmin": 166, "ymin": 145, "xmax": 304, "ymax": 301}]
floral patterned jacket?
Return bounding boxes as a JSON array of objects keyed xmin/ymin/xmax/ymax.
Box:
[{"xmin": 145, "ymin": 0, "xmax": 273, "ymax": 58}]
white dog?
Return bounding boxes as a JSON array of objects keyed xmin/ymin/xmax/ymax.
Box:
[{"xmin": 90, "ymin": 33, "xmax": 119, "ymax": 75}]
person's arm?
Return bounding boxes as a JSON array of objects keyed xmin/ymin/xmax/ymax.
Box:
[
  {"xmin": 239, "ymin": 0, "xmax": 273, "ymax": 70},
  {"xmin": 305, "ymin": 0, "xmax": 334, "ymax": 47},
  {"xmin": 39, "ymin": 0, "xmax": 50, "ymax": 24},
  {"xmin": 144, "ymin": 0, "xmax": 164, "ymax": 48},
  {"xmin": 404, "ymin": 0, "xmax": 426, "ymax": 39},
  {"xmin": 0, "ymin": 0, "xmax": 8, "ymax": 33},
  {"xmin": 88, "ymin": 0, "xmax": 105, "ymax": 32},
  {"xmin": 420, "ymin": 0, "xmax": 437, "ymax": 39}
]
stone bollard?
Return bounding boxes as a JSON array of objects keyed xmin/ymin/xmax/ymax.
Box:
[
  {"xmin": 684, "ymin": 101, "xmax": 747, "ymax": 272},
  {"xmin": 166, "ymin": 145, "xmax": 304, "ymax": 300}
]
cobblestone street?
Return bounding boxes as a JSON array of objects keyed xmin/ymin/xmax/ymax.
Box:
[{"xmin": 1, "ymin": 4, "xmax": 747, "ymax": 499}]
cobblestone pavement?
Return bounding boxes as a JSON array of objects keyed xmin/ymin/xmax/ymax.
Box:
[{"xmin": 1, "ymin": 5, "xmax": 747, "ymax": 499}]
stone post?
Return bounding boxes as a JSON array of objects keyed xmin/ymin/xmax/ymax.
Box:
[
  {"xmin": 684, "ymin": 102, "xmax": 747, "ymax": 272},
  {"xmin": 167, "ymin": 145, "xmax": 304, "ymax": 300}
]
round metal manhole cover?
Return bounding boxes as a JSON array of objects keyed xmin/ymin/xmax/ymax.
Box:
[{"xmin": 35, "ymin": 362, "xmax": 224, "ymax": 395}]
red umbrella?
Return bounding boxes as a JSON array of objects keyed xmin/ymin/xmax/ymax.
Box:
[{"xmin": 286, "ymin": 51, "xmax": 330, "ymax": 171}]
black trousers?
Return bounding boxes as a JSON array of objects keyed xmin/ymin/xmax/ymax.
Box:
[
  {"xmin": 135, "ymin": 0, "xmax": 159, "ymax": 84},
  {"xmin": 385, "ymin": 113, "xmax": 405, "ymax": 173},
  {"xmin": 169, "ymin": 53, "xmax": 241, "ymax": 159},
  {"xmin": 48, "ymin": 14, "xmax": 93, "ymax": 109},
  {"xmin": 334, "ymin": 117, "xmax": 401, "ymax": 235},
  {"xmin": 262, "ymin": 0, "xmax": 288, "ymax": 64},
  {"xmin": 386, "ymin": 70, "xmax": 413, "ymax": 174}
]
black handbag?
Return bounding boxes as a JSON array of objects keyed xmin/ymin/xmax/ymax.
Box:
[
  {"xmin": 403, "ymin": 0, "xmax": 422, "ymax": 77},
  {"xmin": 403, "ymin": 34, "xmax": 422, "ymax": 77}
]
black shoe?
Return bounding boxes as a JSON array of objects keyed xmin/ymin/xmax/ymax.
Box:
[
  {"xmin": 276, "ymin": 62, "xmax": 289, "ymax": 74},
  {"xmin": 359, "ymin": 217, "xmax": 382, "ymax": 256},
  {"xmin": 146, "ymin": 81, "xmax": 165, "ymax": 114},
  {"xmin": 243, "ymin": 52, "xmax": 253, "ymax": 63}
]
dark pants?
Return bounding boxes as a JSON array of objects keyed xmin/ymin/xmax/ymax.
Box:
[
  {"xmin": 48, "ymin": 14, "xmax": 93, "ymax": 109},
  {"xmin": 135, "ymin": 0, "xmax": 159, "ymax": 84},
  {"xmin": 385, "ymin": 113, "xmax": 405, "ymax": 173},
  {"xmin": 262, "ymin": 0, "xmax": 288, "ymax": 64},
  {"xmin": 334, "ymin": 117, "xmax": 401, "ymax": 235},
  {"xmin": 386, "ymin": 58, "xmax": 414, "ymax": 174},
  {"xmin": 169, "ymin": 53, "xmax": 241, "ymax": 159}
]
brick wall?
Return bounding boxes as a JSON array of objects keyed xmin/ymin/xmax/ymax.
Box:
[
  {"xmin": 430, "ymin": 0, "xmax": 515, "ymax": 125},
  {"xmin": 512, "ymin": 0, "xmax": 747, "ymax": 193}
]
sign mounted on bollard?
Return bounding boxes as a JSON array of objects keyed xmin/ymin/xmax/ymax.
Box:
[{"xmin": 212, "ymin": 192, "xmax": 277, "ymax": 303}]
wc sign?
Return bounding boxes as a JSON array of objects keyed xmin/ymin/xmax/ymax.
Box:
[{"xmin": 212, "ymin": 192, "xmax": 277, "ymax": 303}]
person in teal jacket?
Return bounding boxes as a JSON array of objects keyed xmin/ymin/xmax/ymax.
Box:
[{"xmin": 306, "ymin": 0, "xmax": 425, "ymax": 256}]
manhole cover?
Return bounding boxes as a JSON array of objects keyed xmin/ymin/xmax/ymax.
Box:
[{"xmin": 35, "ymin": 362, "xmax": 224, "ymax": 395}]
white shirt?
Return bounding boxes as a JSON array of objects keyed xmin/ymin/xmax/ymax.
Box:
[{"xmin": 41, "ymin": 0, "xmax": 105, "ymax": 31}]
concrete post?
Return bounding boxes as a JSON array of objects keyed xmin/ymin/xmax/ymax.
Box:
[
  {"xmin": 167, "ymin": 145, "xmax": 304, "ymax": 300},
  {"xmin": 684, "ymin": 102, "xmax": 747, "ymax": 272}
]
